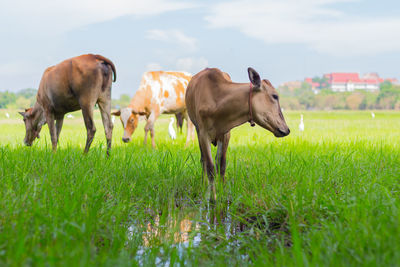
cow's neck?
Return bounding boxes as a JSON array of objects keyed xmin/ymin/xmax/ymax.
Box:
[
  {"xmin": 129, "ymin": 92, "xmax": 148, "ymax": 114},
  {"xmin": 215, "ymin": 83, "xmax": 253, "ymax": 135},
  {"xmin": 31, "ymin": 102, "xmax": 46, "ymax": 127}
]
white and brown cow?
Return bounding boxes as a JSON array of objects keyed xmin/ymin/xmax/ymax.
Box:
[{"xmin": 113, "ymin": 71, "xmax": 195, "ymax": 147}]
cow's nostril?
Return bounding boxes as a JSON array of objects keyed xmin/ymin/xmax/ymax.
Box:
[
  {"xmin": 122, "ymin": 138, "xmax": 130, "ymax": 143},
  {"xmin": 278, "ymin": 128, "xmax": 290, "ymax": 136}
]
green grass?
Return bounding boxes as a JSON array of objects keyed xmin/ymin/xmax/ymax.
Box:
[{"xmin": 0, "ymin": 110, "xmax": 400, "ymax": 266}]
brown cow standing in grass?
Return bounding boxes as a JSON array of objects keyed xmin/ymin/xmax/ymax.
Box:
[
  {"xmin": 19, "ymin": 54, "xmax": 116, "ymax": 155},
  {"xmin": 186, "ymin": 67, "xmax": 290, "ymax": 200}
]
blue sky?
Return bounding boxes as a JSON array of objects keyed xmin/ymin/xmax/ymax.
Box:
[{"xmin": 1, "ymin": 0, "xmax": 399, "ymax": 97}]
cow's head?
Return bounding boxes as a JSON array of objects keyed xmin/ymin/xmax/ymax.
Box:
[
  {"xmin": 19, "ymin": 107, "xmax": 46, "ymax": 146},
  {"xmin": 112, "ymin": 108, "xmax": 145, "ymax": 143},
  {"xmin": 248, "ymin": 67, "xmax": 290, "ymax": 137}
]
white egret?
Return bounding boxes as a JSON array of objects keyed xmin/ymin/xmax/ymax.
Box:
[
  {"xmin": 371, "ymin": 111, "xmax": 375, "ymax": 118},
  {"xmin": 299, "ymin": 114, "xmax": 304, "ymax": 132},
  {"xmin": 66, "ymin": 114, "xmax": 74, "ymax": 118},
  {"xmin": 5, "ymin": 112, "xmax": 9, "ymax": 118},
  {"xmin": 111, "ymin": 115, "xmax": 115, "ymax": 123},
  {"xmin": 168, "ymin": 117, "xmax": 176, "ymax": 140}
]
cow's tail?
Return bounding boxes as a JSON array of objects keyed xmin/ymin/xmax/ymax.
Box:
[{"xmin": 94, "ymin": 54, "xmax": 116, "ymax": 82}]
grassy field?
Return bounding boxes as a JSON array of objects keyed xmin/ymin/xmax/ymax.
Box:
[{"xmin": 0, "ymin": 109, "xmax": 399, "ymax": 266}]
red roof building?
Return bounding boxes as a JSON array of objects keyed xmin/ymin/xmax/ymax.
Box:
[
  {"xmin": 304, "ymin": 73, "xmax": 398, "ymax": 92},
  {"xmin": 325, "ymin": 72, "xmax": 394, "ymax": 92}
]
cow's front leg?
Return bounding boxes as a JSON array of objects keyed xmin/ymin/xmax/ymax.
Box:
[
  {"xmin": 150, "ymin": 127, "xmax": 156, "ymax": 148},
  {"xmin": 215, "ymin": 132, "xmax": 230, "ymax": 183},
  {"xmin": 144, "ymin": 112, "xmax": 157, "ymax": 148},
  {"xmin": 143, "ymin": 117, "xmax": 149, "ymax": 145},
  {"xmin": 44, "ymin": 111, "xmax": 57, "ymax": 152},
  {"xmin": 55, "ymin": 115, "xmax": 64, "ymax": 144},
  {"xmin": 198, "ymin": 131, "xmax": 216, "ymax": 203}
]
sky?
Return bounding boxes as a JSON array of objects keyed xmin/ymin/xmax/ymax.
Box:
[{"xmin": 1, "ymin": 0, "xmax": 400, "ymax": 97}]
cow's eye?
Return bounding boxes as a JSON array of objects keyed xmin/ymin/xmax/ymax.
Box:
[{"xmin": 272, "ymin": 94, "xmax": 279, "ymax": 100}]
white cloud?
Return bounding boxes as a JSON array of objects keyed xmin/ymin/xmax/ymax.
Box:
[
  {"xmin": 145, "ymin": 62, "xmax": 163, "ymax": 71},
  {"xmin": 205, "ymin": 0, "xmax": 400, "ymax": 56},
  {"xmin": 176, "ymin": 57, "xmax": 208, "ymax": 73},
  {"xmin": 0, "ymin": 0, "xmax": 196, "ymax": 34},
  {"xmin": 146, "ymin": 29, "xmax": 197, "ymax": 51}
]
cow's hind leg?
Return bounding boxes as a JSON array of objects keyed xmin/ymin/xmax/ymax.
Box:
[
  {"xmin": 98, "ymin": 100, "xmax": 113, "ymax": 156},
  {"xmin": 81, "ymin": 106, "xmax": 96, "ymax": 153},
  {"xmin": 215, "ymin": 132, "xmax": 231, "ymax": 182}
]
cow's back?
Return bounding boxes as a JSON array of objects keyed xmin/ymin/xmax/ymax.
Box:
[
  {"xmin": 186, "ymin": 68, "xmax": 229, "ymax": 127},
  {"xmin": 134, "ymin": 71, "xmax": 192, "ymax": 114},
  {"xmin": 69, "ymin": 54, "xmax": 105, "ymax": 95},
  {"xmin": 38, "ymin": 54, "xmax": 110, "ymax": 113}
]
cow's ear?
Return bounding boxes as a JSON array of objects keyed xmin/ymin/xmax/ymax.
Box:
[
  {"xmin": 19, "ymin": 111, "xmax": 26, "ymax": 117},
  {"xmin": 248, "ymin": 67, "xmax": 261, "ymax": 89},
  {"xmin": 111, "ymin": 110, "xmax": 121, "ymax": 116}
]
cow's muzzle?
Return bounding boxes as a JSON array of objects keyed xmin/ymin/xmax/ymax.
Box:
[
  {"xmin": 274, "ymin": 128, "xmax": 290, "ymax": 137},
  {"xmin": 122, "ymin": 137, "xmax": 131, "ymax": 143},
  {"xmin": 24, "ymin": 140, "xmax": 32, "ymax": 146}
]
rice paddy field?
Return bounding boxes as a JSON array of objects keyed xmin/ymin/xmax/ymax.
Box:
[{"xmin": 0, "ymin": 109, "xmax": 399, "ymax": 266}]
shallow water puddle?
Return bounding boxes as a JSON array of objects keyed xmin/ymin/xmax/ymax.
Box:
[
  {"xmin": 128, "ymin": 204, "xmax": 263, "ymax": 248},
  {"xmin": 126, "ymin": 201, "xmax": 290, "ymax": 265}
]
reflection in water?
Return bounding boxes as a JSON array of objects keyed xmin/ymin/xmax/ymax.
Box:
[
  {"xmin": 128, "ymin": 203, "xmax": 245, "ymax": 248},
  {"xmin": 127, "ymin": 201, "xmax": 285, "ymax": 264},
  {"xmin": 128, "ymin": 211, "xmax": 202, "ymax": 266},
  {"xmin": 141, "ymin": 215, "xmax": 201, "ymax": 247}
]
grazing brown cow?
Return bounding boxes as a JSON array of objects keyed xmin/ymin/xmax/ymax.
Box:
[
  {"xmin": 19, "ymin": 54, "xmax": 116, "ymax": 155},
  {"xmin": 186, "ymin": 67, "xmax": 290, "ymax": 200},
  {"xmin": 112, "ymin": 71, "xmax": 194, "ymax": 147}
]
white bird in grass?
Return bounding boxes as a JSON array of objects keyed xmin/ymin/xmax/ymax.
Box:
[
  {"xmin": 168, "ymin": 117, "xmax": 176, "ymax": 140},
  {"xmin": 299, "ymin": 114, "xmax": 304, "ymax": 132},
  {"xmin": 66, "ymin": 114, "xmax": 74, "ymax": 119},
  {"xmin": 111, "ymin": 115, "xmax": 115, "ymax": 123},
  {"xmin": 5, "ymin": 112, "xmax": 9, "ymax": 118},
  {"xmin": 371, "ymin": 111, "xmax": 375, "ymax": 118}
]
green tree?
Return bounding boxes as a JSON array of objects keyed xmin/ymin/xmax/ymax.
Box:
[
  {"xmin": 0, "ymin": 91, "xmax": 17, "ymax": 108},
  {"xmin": 346, "ymin": 93, "xmax": 364, "ymax": 110},
  {"xmin": 112, "ymin": 94, "xmax": 132, "ymax": 109},
  {"xmin": 17, "ymin": 88, "xmax": 37, "ymax": 98},
  {"xmin": 14, "ymin": 97, "xmax": 31, "ymax": 109}
]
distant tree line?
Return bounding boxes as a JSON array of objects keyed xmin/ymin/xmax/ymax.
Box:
[
  {"xmin": 278, "ymin": 81, "xmax": 400, "ymax": 110},
  {"xmin": 2, "ymin": 83, "xmax": 400, "ymax": 110},
  {"xmin": 0, "ymin": 89, "xmax": 37, "ymax": 109},
  {"xmin": 0, "ymin": 89, "xmax": 132, "ymax": 110}
]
